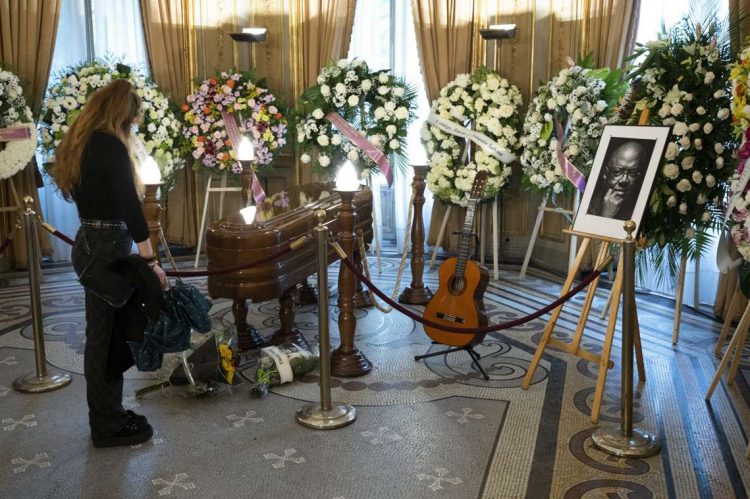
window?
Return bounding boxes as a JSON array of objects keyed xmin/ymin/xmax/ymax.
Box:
[
  {"xmin": 40, "ymin": 0, "xmax": 149, "ymax": 262},
  {"xmin": 348, "ymin": 0, "xmax": 432, "ymax": 250}
]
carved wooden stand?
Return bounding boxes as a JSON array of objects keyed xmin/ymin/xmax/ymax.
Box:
[
  {"xmin": 232, "ymin": 299, "xmax": 267, "ymax": 350},
  {"xmin": 331, "ymin": 189, "xmax": 372, "ymax": 377},
  {"xmin": 267, "ymin": 289, "xmax": 310, "ymax": 349},
  {"xmin": 521, "ymin": 230, "xmax": 645, "ymax": 424},
  {"xmin": 399, "ymin": 164, "xmax": 433, "ymax": 304},
  {"xmin": 142, "ymin": 183, "xmax": 163, "ymax": 265}
]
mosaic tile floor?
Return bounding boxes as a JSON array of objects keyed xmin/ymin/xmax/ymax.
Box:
[{"xmin": 1, "ymin": 257, "xmax": 749, "ymax": 498}]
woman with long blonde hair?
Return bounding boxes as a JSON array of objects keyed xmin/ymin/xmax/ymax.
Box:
[{"xmin": 53, "ymin": 78, "xmax": 166, "ymax": 448}]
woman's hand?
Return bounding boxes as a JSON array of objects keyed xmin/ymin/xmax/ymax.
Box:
[{"xmin": 150, "ymin": 263, "xmax": 168, "ymax": 290}]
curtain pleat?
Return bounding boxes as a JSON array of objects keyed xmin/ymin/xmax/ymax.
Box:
[
  {"xmin": 140, "ymin": 0, "xmax": 198, "ymax": 248},
  {"xmin": 411, "ymin": 0, "xmax": 476, "ymax": 250},
  {"xmin": 0, "ymin": 0, "xmax": 62, "ymax": 269}
]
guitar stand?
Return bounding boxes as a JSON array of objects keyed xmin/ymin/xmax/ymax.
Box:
[{"xmin": 415, "ymin": 346, "xmax": 490, "ymax": 380}]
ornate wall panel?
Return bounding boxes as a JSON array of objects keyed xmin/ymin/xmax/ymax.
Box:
[
  {"xmin": 473, "ymin": 0, "xmax": 588, "ymax": 271},
  {"xmin": 184, "ymin": 0, "xmax": 296, "ymax": 227}
]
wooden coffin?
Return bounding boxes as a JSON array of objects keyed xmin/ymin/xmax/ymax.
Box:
[{"xmin": 206, "ymin": 182, "xmax": 373, "ymax": 303}]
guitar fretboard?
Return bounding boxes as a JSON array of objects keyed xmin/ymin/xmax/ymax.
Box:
[{"xmin": 454, "ymin": 200, "xmax": 477, "ymax": 278}]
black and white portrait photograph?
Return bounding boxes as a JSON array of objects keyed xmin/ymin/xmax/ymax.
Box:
[
  {"xmin": 586, "ymin": 137, "xmax": 656, "ymax": 220},
  {"xmin": 574, "ymin": 125, "xmax": 671, "ymax": 240}
]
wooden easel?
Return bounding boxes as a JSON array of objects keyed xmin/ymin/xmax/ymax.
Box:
[
  {"xmin": 522, "ymin": 109, "xmax": 652, "ymax": 424},
  {"xmin": 521, "ymin": 229, "xmax": 646, "ymax": 423},
  {"xmin": 519, "ymin": 192, "xmax": 579, "ymax": 279},
  {"xmin": 194, "ymin": 172, "xmax": 241, "ymax": 268}
]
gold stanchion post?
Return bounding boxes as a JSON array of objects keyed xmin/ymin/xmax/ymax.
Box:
[
  {"xmin": 13, "ymin": 197, "xmax": 72, "ymax": 393},
  {"xmin": 591, "ymin": 220, "xmax": 660, "ymax": 457},
  {"xmin": 296, "ymin": 210, "xmax": 357, "ymax": 429}
]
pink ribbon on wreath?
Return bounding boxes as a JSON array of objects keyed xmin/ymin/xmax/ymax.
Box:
[
  {"xmin": 554, "ymin": 119, "xmax": 587, "ymax": 192},
  {"xmin": 221, "ymin": 109, "xmax": 267, "ymax": 204},
  {"xmin": 325, "ymin": 111, "xmax": 393, "ymax": 187}
]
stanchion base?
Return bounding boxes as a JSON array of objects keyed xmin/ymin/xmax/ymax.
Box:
[
  {"xmin": 296, "ymin": 402, "xmax": 356, "ymax": 429},
  {"xmin": 13, "ymin": 371, "xmax": 72, "ymax": 393},
  {"xmin": 398, "ymin": 286, "xmax": 434, "ymax": 305},
  {"xmin": 591, "ymin": 427, "xmax": 661, "ymax": 458}
]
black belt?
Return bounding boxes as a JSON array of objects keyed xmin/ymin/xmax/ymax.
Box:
[{"xmin": 80, "ymin": 218, "xmax": 128, "ymax": 231}]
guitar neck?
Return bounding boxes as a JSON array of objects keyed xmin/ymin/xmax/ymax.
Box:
[{"xmin": 455, "ymin": 199, "xmax": 478, "ymax": 278}]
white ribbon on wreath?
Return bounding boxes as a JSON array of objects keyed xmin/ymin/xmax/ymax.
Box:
[
  {"xmin": 0, "ymin": 123, "xmax": 37, "ymax": 180},
  {"xmin": 426, "ymin": 112, "xmax": 516, "ymax": 165}
]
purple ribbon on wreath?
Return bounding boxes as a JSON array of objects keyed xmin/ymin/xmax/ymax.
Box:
[
  {"xmin": 554, "ymin": 118, "xmax": 587, "ymax": 192},
  {"xmin": 221, "ymin": 109, "xmax": 267, "ymax": 204},
  {"xmin": 325, "ymin": 112, "xmax": 393, "ymax": 187}
]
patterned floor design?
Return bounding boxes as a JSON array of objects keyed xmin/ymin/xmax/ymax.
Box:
[{"xmin": 1, "ymin": 257, "xmax": 750, "ymax": 498}]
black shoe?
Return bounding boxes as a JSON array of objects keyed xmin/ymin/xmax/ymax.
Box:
[
  {"xmin": 126, "ymin": 409, "xmax": 148, "ymax": 426},
  {"xmin": 92, "ymin": 420, "xmax": 153, "ymax": 448}
]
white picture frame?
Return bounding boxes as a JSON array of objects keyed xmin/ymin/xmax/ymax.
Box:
[{"xmin": 573, "ymin": 125, "xmax": 671, "ymax": 241}]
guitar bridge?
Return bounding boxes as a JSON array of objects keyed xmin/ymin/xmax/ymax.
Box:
[{"xmin": 436, "ymin": 312, "xmax": 465, "ymax": 324}]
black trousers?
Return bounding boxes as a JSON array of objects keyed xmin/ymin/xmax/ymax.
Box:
[{"xmin": 72, "ymin": 225, "xmax": 134, "ymax": 438}]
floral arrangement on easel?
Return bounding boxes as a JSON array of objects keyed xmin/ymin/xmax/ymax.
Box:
[
  {"xmin": 296, "ymin": 58, "xmax": 417, "ymax": 179},
  {"xmin": 421, "ymin": 67, "xmax": 523, "ymax": 207},
  {"xmin": 39, "ymin": 60, "xmax": 185, "ymax": 192},
  {"xmin": 726, "ymin": 39, "xmax": 750, "ymax": 262},
  {"xmin": 622, "ymin": 18, "xmax": 737, "ymax": 270},
  {"xmin": 182, "ymin": 70, "xmax": 288, "ymax": 173},
  {"xmin": 520, "ymin": 55, "xmax": 626, "ymax": 198},
  {"xmin": 0, "ymin": 66, "xmax": 37, "ymax": 180}
]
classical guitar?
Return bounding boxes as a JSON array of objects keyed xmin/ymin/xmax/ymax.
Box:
[{"xmin": 423, "ymin": 172, "xmax": 490, "ymax": 347}]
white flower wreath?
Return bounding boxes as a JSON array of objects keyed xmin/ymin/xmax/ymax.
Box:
[
  {"xmin": 0, "ymin": 69, "xmax": 36, "ymax": 180},
  {"xmin": 421, "ymin": 68, "xmax": 522, "ymax": 206},
  {"xmin": 520, "ymin": 65, "xmax": 619, "ymax": 197},
  {"xmin": 296, "ymin": 58, "xmax": 416, "ymax": 177},
  {"xmin": 39, "ymin": 61, "xmax": 184, "ymax": 192}
]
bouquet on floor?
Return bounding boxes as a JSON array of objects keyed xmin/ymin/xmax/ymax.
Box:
[
  {"xmin": 296, "ymin": 58, "xmax": 417, "ymax": 180},
  {"xmin": 182, "ymin": 71, "xmax": 288, "ymax": 174},
  {"xmin": 250, "ymin": 343, "xmax": 319, "ymax": 398},
  {"xmin": 0, "ymin": 65, "xmax": 36, "ymax": 180},
  {"xmin": 520, "ymin": 56, "xmax": 626, "ymax": 198},
  {"xmin": 216, "ymin": 328, "xmax": 239, "ymax": 385},
  {"xmin": 421, "ymin": 67, "xmax": 523, "ymax": 206},
  {"xmin": 39, "ymin": 60, "xmax": 185, "ymax": 192},
  {"xmin": 621, "ymin": 18, "xmax": 737, "ymax": 266}
]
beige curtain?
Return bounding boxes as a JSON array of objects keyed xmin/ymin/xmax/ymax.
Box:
[
  {"xmin": 412, "ymin": 0, "xmax": 478, "ymax": 250},
  {"xmin": 0, "ymin": 0, "xmax": 61, "ymax": 269},
  {"xmin": 715, "ymin": 1, "xmax": 750, "ymax": 320},
  {"xmin": 140, "ymin": 0, "xmax": 198, "ymax": 248},
  {"xmin": 583, "ymin": 0, "xmax": 640, "ymax": 69},
  {"xmin": 298, "ymin": 0, "xmax": 357, "ymax": 90}
]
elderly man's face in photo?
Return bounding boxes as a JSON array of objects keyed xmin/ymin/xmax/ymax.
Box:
[{"xmin": 604, "ymin": 143, "xmax": 643, "ymax": 193}]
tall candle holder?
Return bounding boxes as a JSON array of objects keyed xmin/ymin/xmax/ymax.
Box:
[
  {"xmin": 140, "ymin": 157, "xmax": 163, "ymax": 264},
  {"xmin": 330, "ymin": 164, "xmax": 372, "ymax": 377},
  {"xmin": 399, "ymin": 164, "xmax": 433, "ymax": 304}
]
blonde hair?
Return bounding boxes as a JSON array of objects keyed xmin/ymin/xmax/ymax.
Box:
[{"xmin": 53, "ymin": 79, "xmax": 144, "ymax": 200}]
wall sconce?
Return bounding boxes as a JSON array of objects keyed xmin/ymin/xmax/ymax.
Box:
[
  {"xmin": 480, "ymin": 24, "xmax": 517, "ymax": 40},
  {"xmin": 230, "ymin": 27, "xmax": 268, "ymax": 43}
]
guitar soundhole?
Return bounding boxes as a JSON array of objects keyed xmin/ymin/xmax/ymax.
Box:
[{"xmin": 449, "ymin": 276, "xmax": 466, "ymax": 295}]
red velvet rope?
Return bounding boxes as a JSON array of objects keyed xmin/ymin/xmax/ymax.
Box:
[
  {"xmin": 44, "ymin": 223, "xmax": 310, "ymax": 278},
  {"xmin": 338, "ymin": 254, "xmax": 604, "ymax": 335}
]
